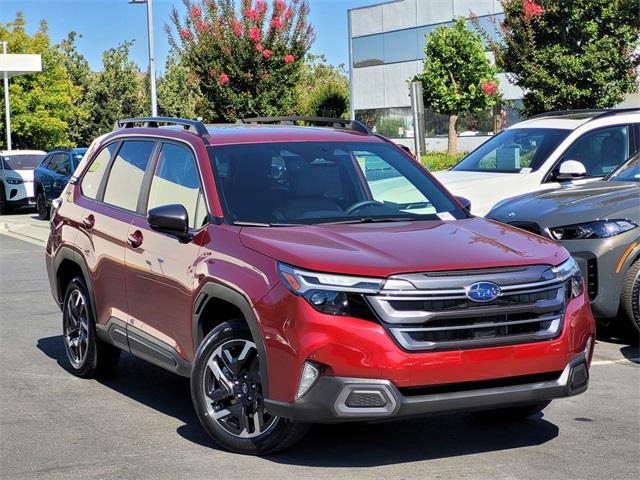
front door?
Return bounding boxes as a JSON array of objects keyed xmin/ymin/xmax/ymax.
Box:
[{"xmin": 125, "ymin": 141, "xmax": 208, "ymax": 362}]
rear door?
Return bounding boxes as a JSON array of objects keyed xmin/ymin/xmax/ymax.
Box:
[
  {"xmin": 75, "ymin": 139, "xmax": 157, "ymax": 328},
  {"xmin": 125, "ymin": 141, "xmax": 208, "ymax": 362}
]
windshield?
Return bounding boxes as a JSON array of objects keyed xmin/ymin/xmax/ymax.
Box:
[
  {"xmin": 454, "ymin": 128, "xmax": 570, "ymax": 173},
  {"xmin": 1, "ymin": 154, "xmax": 45, "ymax": 170},
  {"xmin": 607, "ymin": 153, "xmax": 640, "ymax": 182},
  {"xmin": 208, "ymin": 142, "xmax": 467, "ymax": 225}
]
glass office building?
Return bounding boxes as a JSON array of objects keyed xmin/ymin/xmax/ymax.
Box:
[{"xmin": 348, "ymin": 0, "xmax": 525, "ymax": 152}]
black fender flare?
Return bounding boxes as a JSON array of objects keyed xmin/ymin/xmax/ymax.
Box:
[
  {"xmin": 53, "ymin": 245, "xmax": 98, "ymax": 323},
  {"xmin": 192, "ymin": 282, "xmax": 270, "ymax": 397}
]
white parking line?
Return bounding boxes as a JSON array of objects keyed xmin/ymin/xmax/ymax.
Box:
[{"xmin": 591, "ymin": 358, "xmax": 640, "ymax": 366}]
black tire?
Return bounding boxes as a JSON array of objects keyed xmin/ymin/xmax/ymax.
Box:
[
  {"xmin": 191, "ymin": 320, "xmax": 310, "ymax": 455},
  {"xmin": 471, "ymin": 401, "xmax": 551, "ymax": 421},
  {"xmin": 0, "ymin": 184, "xmax": 8, "ymax": 215},
  {"xmin": 36, "ymin": 190, "xmax": 49, "ymax": 220},
  {"xmin": 62, "ymin": 277, "xmax": 120, "ymax": 378},
  {"xmin": 620, "ymin": 260, "xmax": 640, "ymax": 341}
]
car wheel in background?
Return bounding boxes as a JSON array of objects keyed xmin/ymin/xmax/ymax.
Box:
[
  {"xmin": 0, "ymin": 185, "xmax": 8, "ymax": 215},
  {"xmin": 62, "ymin": 277, "xmax": 121, "ymax": 377},
  {"xmin": 620, "ymin": 260, "xmax": 640, "ymax": 341},
  {"xmin": 191, "ymin": 320, "xmax": 310, "ymax": 455},
  {"xmin": 36, "ymin": 190, "xmax": 49, "ymax": 220}
]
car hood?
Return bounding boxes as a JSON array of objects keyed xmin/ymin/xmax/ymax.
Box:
[
  {"xmin": 240, "ymin": 217, "xmax": 568, "ymax": 278},
  {"xmin": 432, "ymin": 170, "xmax": 526, "ymax": 215},
  {"xmin": 487, "ymin": 181, "xmax": 640, "ymax": 228}
]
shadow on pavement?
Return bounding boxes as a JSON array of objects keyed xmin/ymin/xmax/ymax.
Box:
[
  {"xmin": 620, "ymin": 345, "xmax": 640, "ymax": 364},
  {"xmin": 37, "ymin": 335, "xmax": 560, "ymax": 466}
]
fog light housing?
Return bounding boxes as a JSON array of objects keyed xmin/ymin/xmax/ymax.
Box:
[{"xmin": 296, "ymin": 362, "xmax": 319, "ymax": 399}]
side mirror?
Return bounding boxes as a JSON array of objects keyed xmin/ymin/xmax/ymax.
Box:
[
  {"xmin": 147, "ymin": 204, "xmax": 191, "ymax": 241},
  {"xmin": 456, "ymin": 196, "xmax": 472, "ymax": 212},
  {"xmin": 556, "ymin": 160, "xmax": 587, "ymax": 181},
  {"xmin": 398, "ymin": 144, "xmax": 415, "ymax": 158}
]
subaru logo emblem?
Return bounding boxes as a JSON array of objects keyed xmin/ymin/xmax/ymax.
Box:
[{"xmin": 465, "ymin": 281, "xmax": 501, "ymax": 303}]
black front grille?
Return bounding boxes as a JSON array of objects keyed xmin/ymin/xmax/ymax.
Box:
[
  {"xmin": 399, "ymin": 370, "xmax": 563, "ymax": 397},
  {"xmin": 345, "ymin": 391, "xmax": 387, "ymax": 408},
  {"xmin": 388, "ymin": 288, "xmax": 559, "ymax": 312},
  {"xmin": 586, "ymin": 258, "xmax": 598, "ymax": 300}
]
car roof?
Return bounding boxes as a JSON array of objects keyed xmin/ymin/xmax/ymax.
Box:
[
  {"xmin": 47, "ymin": 147, "xmax": 88, "ymax": 154},
  {"xmin": 510, "ymin": 108, "xmax": 640, "ymax": 131},
  {"xmin": 0, "ymin": 149, "xmax": 46, "ymax": 156}
]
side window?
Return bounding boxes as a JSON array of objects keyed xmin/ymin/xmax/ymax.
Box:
[
  {"xmin": 147, "ymin": 143, "xmax": 206, "ymax": 229},
  {"xmin": 81, "ymin": 144, "xmax": 118, "ymax": 200},
  {"xmin": 564, "ymin": 125, "xmax": 629, "ymax": 177},
  {"xmin": 54, "ymin": 155, "xmax": 71, "ymax": 175},
  {"xmin": 42, "ymin": 154, "xmax": 55, "ymax": 169},
  {"xmin": 103, "ymin": 141, "xmax": 155, "ymax": 211}
]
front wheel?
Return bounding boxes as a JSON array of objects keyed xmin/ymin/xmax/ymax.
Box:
[
  {"xmin": 471, "ymin": 401, "xmax": 551, "ymax": 421},
  {"xmin": 0, "ymin": 185, "xmax": 8, "ymax": 215},
  {"xmin": 36, "ymin": 190, "xmax": 49, "ymax": 220},
  {"xmin": 620, "ymin": 261, "xmax": 640, "ymax": 340},
  {"xmin": 191, "ymin": 321, "xmax": 309, "ymax": 455}
]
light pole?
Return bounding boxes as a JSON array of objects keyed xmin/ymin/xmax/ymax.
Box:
[
  {"xmin": 2, "ymin": 41, "xmax": 11, "ymax": 150},
  {"xmin": 129, "ymin": 0, "xmax": 158, "ymax": 116}
]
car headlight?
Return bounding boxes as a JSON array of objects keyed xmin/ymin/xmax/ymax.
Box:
[
  {"xmin": 549, "ymin": 257, "xmax": 583, "ymax": 298},
  {"xmin": 278, "ymin": 263, "xmax": 382, "ymax": 316},
  {"xmin": 5, "ymin": 177, "xmax": 23, "ymax": 185},
  {"xmin": 550, "ymin": 220, "xmax": 637, "ymax": 240}
]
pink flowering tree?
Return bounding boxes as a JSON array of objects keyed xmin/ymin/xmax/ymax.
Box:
[
  {"xmin": 168, "ymin": 0, "xmax": 314, "ymax": 121},
  {"xmin": 487, "ymin": 0, "xmax": 640, "ymax": 116},
  {"xmin": 415, "ymin": 18, "xmax": 500, "ymax": 156}
]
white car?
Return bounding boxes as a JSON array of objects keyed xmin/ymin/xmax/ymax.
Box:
[
  {"xmin": 0, "ymin": 150, "xmax": 46, "ymax": 214},
  {"xmin": 432, "ymin": 109, "xmax": 640, "ymax": 216}
]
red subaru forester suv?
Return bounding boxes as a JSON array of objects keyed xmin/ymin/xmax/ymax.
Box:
[{"xmin": 46, "ymin": 117, "xmax": 595, "ymax": 455}]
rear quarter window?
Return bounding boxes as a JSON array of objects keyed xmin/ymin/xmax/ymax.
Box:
[{"xmin": 80, "ymin": 143, "xmax": 118, "ymax": 200}]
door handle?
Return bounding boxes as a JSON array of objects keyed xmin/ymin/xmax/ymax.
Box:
[
  {"xmin": 82, "ymin": 214, "xmax": 95, "ymax": 230},
  {"xmin": 127, "ymin": 230, "xmax": 144, "ymax": 248}
]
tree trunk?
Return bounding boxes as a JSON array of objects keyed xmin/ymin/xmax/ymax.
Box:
[{"xmin": 447, "ymin": 114, "xmax": 458, "ymax": 156}]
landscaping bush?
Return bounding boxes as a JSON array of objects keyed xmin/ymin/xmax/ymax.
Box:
[{"xmin": 421, "ymin": 152, "xmax": 466, "ymax": 171}]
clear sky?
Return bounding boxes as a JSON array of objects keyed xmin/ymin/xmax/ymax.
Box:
[{"xmin": 0, "ymin": 0, "xmax": 387, "ymax": 73}]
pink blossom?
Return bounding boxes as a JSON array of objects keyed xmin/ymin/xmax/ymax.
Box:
[
  {"xmin": 255, "ymin": 42, "xmax": 264, "ymax": 51},
  {"xmin": 246, "ymin": 8, "xmax": 258, "ymax": 20},
  {"xmin": 179, "ymin": 27, "xmax": 191, "ymax": 40},
  {"xmin": 262, "ymin": 49, "xmax": 272, "ymax": 59},
  {"xmin": 255, "ymin": 1, "xmax": 267, "ymax": 15},
  {"xmin": 270, "ymin": 18, "xmax": 283, "ymax": 30},
  {"xmin": 274, "ymin": 0, "xmax": 285, "ymax": 13},
  {"xmin": 219, "ymin": 73, "xmax": 230, "ymax": 86},
  {"xmin": 283, "ymin": 54, "xmax": 295, "ymax": 63},
  {"xmin": 233, "ymin": 20, "xmax": 243, "ymax": 37},
  {"xmin": 481, "ymin": 81, "xmax": 498, "ymax": 96},
  {"xmin": 284, "ymin": 7, "xmax": 294, "ymax": 20},
  {"xmin": 249, "ymin": 26, "xmax": 261, "ymax": 42},
  {"xmin": 523, "ymin": 0, "xmax": 544, "ymax": 17},
  {"xmin": 190, "ymin": 5, "xmax": 202, "ymax": 18},
  {"xmin": 195, "ymin": 20, "xmax": 209, "ymax": 33}
]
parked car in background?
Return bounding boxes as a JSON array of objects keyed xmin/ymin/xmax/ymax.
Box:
[
  {"xmin": 34, "ymin": 147, "xmax": 87, "ymax": 219},
  {"xmin": 47, "ymin": 116, "xmax": 594, "ymax": 455},
  {"xmin": 433, "ymin": 109, "xmax": 640, "ymax": 216},
  {"xmin": 488, "ymin": 153, "xmax": 640, "ymax": 337},
  {"xmin": 0, "ymin": 150, "xmax": 46, "ymax": 214}
]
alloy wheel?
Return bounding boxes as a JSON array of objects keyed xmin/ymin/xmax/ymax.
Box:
[
  {"xmin": 64, "ymin": 289, "xmax": 90, "ymax": 367},
  {"xmin": 202, "ymin": 339, "xmax": 277, "ymax": 439}
]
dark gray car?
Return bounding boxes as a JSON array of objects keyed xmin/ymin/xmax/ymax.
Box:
[{"xmin": 488, "ymin": 153, "xmax": 640, "ymax": 334}]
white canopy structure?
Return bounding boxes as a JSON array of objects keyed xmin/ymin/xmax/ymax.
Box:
[{"xmin": 1, "ymin": 42, "xmax": 42, "ymax": 150}]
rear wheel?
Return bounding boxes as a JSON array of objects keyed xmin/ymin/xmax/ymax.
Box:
[
  {"xmin": 62, "ymin": 277, "xmax": 120, "ymax": 378},
  {"xmin": 36, "ymin": 190, "xmax": 49, "ymax": 220},
  {"xmin": 471, "ymin": 401, "xmax": 551, "ymax": 421},
  {"xmin": 191, "ymin": 320, "xmax": 309, "ymax": 455},
  {"xmin": 620, "ymin": 260, "xmax": 640, "ymax": 341},
  {"xmin": 0, "ymin": 185, "xmax": 8, "ymax": 215}
]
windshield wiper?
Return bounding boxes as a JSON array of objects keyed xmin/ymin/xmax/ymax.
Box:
[
  {"xmin": 318, "ymin": 217, "xmax": 420, "ymax": 225},
  {"xmin": 233, "ymin": 221, "xmax": 298, "ymax": 227}
]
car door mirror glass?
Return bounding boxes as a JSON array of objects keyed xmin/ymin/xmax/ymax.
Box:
[{"xmin": 556, "ymin": 160, "xmax": 587, "ymax": 180}]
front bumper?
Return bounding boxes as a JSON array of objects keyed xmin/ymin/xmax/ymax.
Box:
[{"xmin": 265, "ymin": 352, "xmax": 590, "ymax": 423}]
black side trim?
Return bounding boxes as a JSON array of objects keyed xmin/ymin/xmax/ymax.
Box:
[{"xmin": 192, "ymin": 282, "xmax": 270, "ymax": 396}]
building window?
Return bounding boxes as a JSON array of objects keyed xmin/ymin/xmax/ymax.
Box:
[
  {"xmin": 352, "ymin": 35, "xmax": 383, "ymax": 68},
  {"xmin": 355, "ymin": 108, "xmax": 413, "ymax": 138}
]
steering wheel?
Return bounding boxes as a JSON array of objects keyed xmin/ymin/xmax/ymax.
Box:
[{"xmin": 345, "ymin": 200, "xmax": 384, "ymax": 215}]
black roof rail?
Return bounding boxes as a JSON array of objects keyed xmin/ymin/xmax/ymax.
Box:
[
  {"xmin": 240, "ymin": 116, "xmax": 371, "ymax": 134},
  {"xmin": 528, "ymin": 108, "xmax": 639, "ymax": 120},
  {"xmin": 114, "ymin": 117, "xmax": 210, "ymax": 143}
]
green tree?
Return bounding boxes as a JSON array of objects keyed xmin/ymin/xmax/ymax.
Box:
[
  {"xmin": 157, "ymin": 51, "xmax": 199, "ymax": 118},
  {"xmin": 0, "ymin": 13, "xmax": 83, "ymax": 150},
  {"xmin": 494, "ymin": 0, "xmax": 640, "ymax": 116},
  {"xmin": 416, "ymin": 18, "xmax": 500, "ymax": 155},
  {"xmin": 168, "ymin": 0, "xmax": 315, "ymax": 121},
  {"xmin": 297, "ymin": 54, "xmax": 349, "ymax": 118},
  {"xmin": 86, "ymin": 41, "xmax": 147, "ymax": 138},
  {"xmin": 57, "ymin": 32, "xmax": 92, "ymax": 145}
]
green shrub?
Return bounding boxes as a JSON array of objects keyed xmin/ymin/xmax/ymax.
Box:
[{"xmin": 421, "ymin": 152, "xmax": 466, "ymax": 171}]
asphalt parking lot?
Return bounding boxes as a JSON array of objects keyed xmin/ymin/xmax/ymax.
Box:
[{"xmin": 1, "ymin": 212, "xmax": 639, "ymax": 480}]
